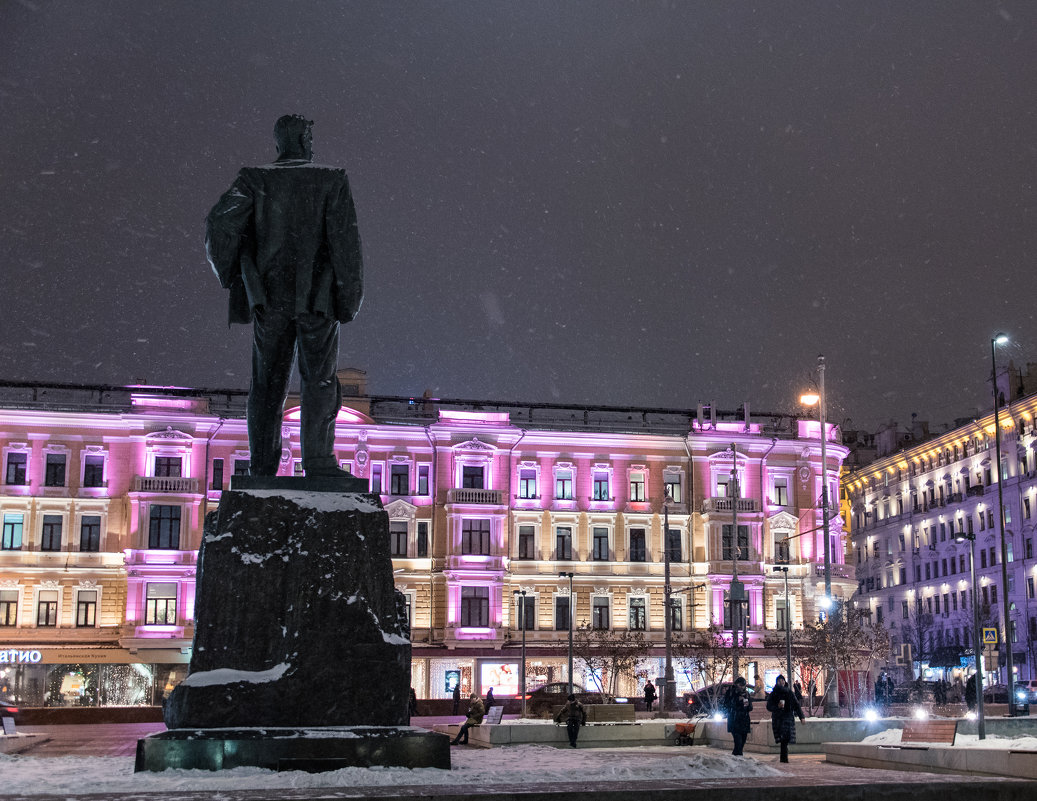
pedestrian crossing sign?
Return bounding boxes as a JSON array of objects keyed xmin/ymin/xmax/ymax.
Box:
[{"xmin": 982, "ymin": 627, "xmax": 998, "ymax": 645}]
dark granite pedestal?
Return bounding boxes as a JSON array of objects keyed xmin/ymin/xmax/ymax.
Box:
[{"xmin": 135, "ymin": 726, "xmax": 450, "ymax": 772}]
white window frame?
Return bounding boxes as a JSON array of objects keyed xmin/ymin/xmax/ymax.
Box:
[
  {"xmin": 33, "ymin": 583, "xmax": 63, "ymax": 628},
  {"xmin": 74, "ymin": 583, "xmax": 101, "ymax": 628}
]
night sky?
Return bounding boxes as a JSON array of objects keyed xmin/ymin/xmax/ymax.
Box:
[{"xmin": 3, "ymin": 2, "xmax": 1036, "ymax": 431}]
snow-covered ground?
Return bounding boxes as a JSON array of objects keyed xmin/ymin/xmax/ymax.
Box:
[{"xmin": 0, "ymin": 744, "xmax": 777, "ymax": 795}]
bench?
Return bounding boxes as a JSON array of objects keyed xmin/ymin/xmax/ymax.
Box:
[
  {"xmin": 673, "ymin": 721, "xmax": 696, "ymax": 746},
  {"xmin": 585, "ymin": 704, "xmax": 636, "ymax": 723},
  {"xmin": 900, "ymin": 719, "xmax": 957, "ymax": 747}
]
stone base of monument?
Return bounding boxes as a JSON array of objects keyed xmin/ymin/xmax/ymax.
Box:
[{"xmin": 135, "ymin": 726, "xmax": 450, "ymax": 772}]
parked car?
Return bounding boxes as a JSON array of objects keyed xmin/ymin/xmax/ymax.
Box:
[
  {"xmin": 681, "ymin": 682, "xmax": 755, "ymax": 718},
  {"xmin": 982, "ymin": 684, "xmax": 1010, "ymax": 704},
  {"xmin": 1019, "ymin": 680, "xmax": 1037, "ymax": 704},
  {"xmin": 525, "ymin": 682, "xmax": 610, "ymax": 717}
]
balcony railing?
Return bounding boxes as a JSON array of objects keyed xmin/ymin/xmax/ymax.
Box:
[
  {"xmin": 132, "ymin": 475, "xmax": 201, "ymax": 493},
  {"xmin": 447, "ymin": 488, "xmax": 505, "ymax": 505},
  {"xmin": 701, "ymin": 497, "xmax": 759, "ymax": 515}
]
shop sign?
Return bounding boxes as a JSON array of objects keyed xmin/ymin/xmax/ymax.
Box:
[{"xmin": 0, "ymin": 649, "xmax": 43, "ymax": 664}]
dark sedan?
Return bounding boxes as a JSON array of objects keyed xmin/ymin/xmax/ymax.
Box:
[{"xmin": 525, "ymin": 682, "xmax": 610, "ymax": 717}]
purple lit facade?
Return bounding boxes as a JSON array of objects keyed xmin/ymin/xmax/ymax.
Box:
[{"xmin": 0, "ymin": 373, "xmax": 852, "ymax": 706}]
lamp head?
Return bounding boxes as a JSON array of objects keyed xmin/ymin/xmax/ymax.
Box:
[
  {"xmin": 993, "ymin": 333, "xmax": 1009, "ymax": 346},
  {"xmin": 800, "ymin": 392, "xmax": 820, "ymax": 407}
]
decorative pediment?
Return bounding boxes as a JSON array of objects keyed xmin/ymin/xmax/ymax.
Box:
[
  {"xmin": 39, "ymin": 580, "xmax": 61, "ymax": 590},
  {"xmin": 76, "ymin": 580, "xmax": 99, "ymax": 589},
  {"xmin": 147, "ymin": 426, "xmax": 193, "ymax": 441},
  {"xmin": 454, "ymin": 437, "xmax": 495, "ymax": 453},
  {"xmin": 385, "ymin": 499, "xmax": 417, "ymax": 520},
  {"xmin": 768, "ymin": 511, "xmax": 799, "ymax": 531}
]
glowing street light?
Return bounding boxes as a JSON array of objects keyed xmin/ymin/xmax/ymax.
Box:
[{"xmin": 991, "ymin": 332, "xmax": 1016, "ymax": 715}]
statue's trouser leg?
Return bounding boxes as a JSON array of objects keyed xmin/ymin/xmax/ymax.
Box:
[
  {"xmin": 296, "ymin": 312, "xmax": 342, "ymax": 471},
  {"xmin": 247, "ymin": 308, "xmax": 298, "ymax": 476}
]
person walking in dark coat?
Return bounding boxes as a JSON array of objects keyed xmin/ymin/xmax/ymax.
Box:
[
  {"xmin": 766, "ymin": 674, "xmax": 805, "ymax": 763},
  {"xmin": 408, "ymin": 687, "xmax": 418, "ymax": 718},
  {"xmin": 555, "ymin": 693, "xmax": 587, "ymax": 748},
  {"xmin": 452, "ymin": 683, "xmax": 461, "ymax": 715},
  {"xmin": 644, "ymin": 681, "xmax": 657, "ymax": 712},
  {"xmin": 484, "ymin": 687, "xmax": 495, "ymax": 710},
  {"xmin": 724, "ymin": 677, "xmax": 753, "ymax": 756},
  {"xmin": 965, "ymin": 673, "xmax": 978, "ymax": 712}
]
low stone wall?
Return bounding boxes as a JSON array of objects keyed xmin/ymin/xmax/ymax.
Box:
[
  {"xmin": 433, "ymin": 720, "xmax": 680, "ymax": 748},
  {"xmin": 825, "ymin": 741, "xmax": 1037, "ymax": 780},
  {"xmin": 0, "ymin": 733, "xmax": 48, "ymax": 755}
]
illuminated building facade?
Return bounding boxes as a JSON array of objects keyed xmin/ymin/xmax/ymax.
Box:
[
  {"xmin": 845, "ymin": 395, "xmax": 1037, "ymax": 687},
  {"xmin": 0, "ymin": 373, "xmax": 851, "ymax": 706}
]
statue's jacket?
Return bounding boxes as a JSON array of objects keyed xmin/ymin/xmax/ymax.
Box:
[{"xmin": 205, "ymin": 156, "xmax": 363, "ymax": 326}]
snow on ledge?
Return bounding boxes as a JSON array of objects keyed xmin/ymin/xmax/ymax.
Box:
[
  {"xmin": 242, "ymin": 490, "xmax": 381, "ymax": 514},
  {"xmin": 182, "ymin": 663, "xmax": 289, "ymax": 688}
]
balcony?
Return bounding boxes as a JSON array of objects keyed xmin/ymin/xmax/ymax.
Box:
[
  {"xmin": 701, "ymin": 497, "xmax": 759, "ymax": 515},
  {"xmin": 814, "ymin": 563, "xmax": 855, "ymax": 580},
  {"xmin": 446, "ymin": 488, "xmax": 505, "ymax": 505},
  {"xmin": 132, "ymin": 475, "xmax": 201, "ymax": 493}
]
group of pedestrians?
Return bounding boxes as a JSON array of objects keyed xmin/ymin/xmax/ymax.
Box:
[{"xmin": 723, "ymin": 674, "xmax": 805, "ymax": 763}]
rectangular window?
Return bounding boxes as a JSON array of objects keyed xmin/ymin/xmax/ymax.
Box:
[
  {"xmin": 370, "ymin": 463, "xmax": 383, "ymax": 494},
  {"xmin": 517, "ymin": 525, "xmax": 536, "ymax": 560},
  {"xmin": 960, "ymin": 589, "xmax": 968, "ymax": 610},
  {"xmin": 5, "ymin": 452, "xmax": 27, "ymax": 485},
  {"xmin": 716, "ymin": 476, "xmax": 730, "ymax": 497},
  {"xmin": 145, "ymin": 582, "xmax": 177, "ymax": 625},
  {"xmin": 461, "ymin": 519, "xmax": 491, "ymax": 555},
  {"xmin": 80, "ymin": 515, "xmax": 101, "ymax": 552},
  {"xmin": 0, "ymin": 590, "xmax": 17, "ymax": 626},
  {"xmin": 989, "ymin": 546, "xmax": 997, "ymax": 566},
  {"xmin": 959, "ymin": 554, "xmax": 966, "ymax": 573},
  {"xmin": 666, "ymin": 528, "xmax": 682, "ymax": 562},
  {"xmin": 628, "ymin": 597, "xmax": 646, "ymax": 630},
  {"xmin": 629, "ymin": 528, "xmax": 646, "ymax": 562},
  {"xmin": 776, "ymin": 599, "xmax": 789, "ymax": 630},
  {"xmin": 233, "ymin": 458, "xmax": 250, "ymax": 476},
  {"xmin": 592, "ymin": 527, "xmax": 609, "ymax": 561},
  {"xmin": 83, "ymin": 454, "xmax": 105, "ymax": 487},
  {"xmin": 991, "ymin": 584, "xmax": 998, "ymax": 605},
  {"xmin": 555, "ymin": 470, "xmax": 573, "ymax": 500},
  {"xmin": 773, "ymin": 478, "xmax": 789, "ymax": 506},
  {"xmin": 389, "ymin": 521, "xmax": 408, "ymax": 557},
  {"xmin": 519, "ymin": 469, "xmax": 537, "ymax": 499},
  {"xmin": 417, "ymin": 465, "xmax": 430, "ymax": 495},
  {"xmin": 390, "ymin": 464, "xmax": 409, "ymax": 495},
  {"xmin": 555, "ymin": 596, "xmax": 571, "ymax": 631},
  {"xmin": 2, "ymin": 514, "xmax": 24, "ymax": 550},
  {"xmin": 1027, "ymin": 576, "xmax": 1035, "ymax": 600},
  {"xmin": 459, "ymin": 586, "xmax": 489, "ymax": 627},
  {"xmin": 36, "ymin": 590, "xmax": 58, "ymax": 627},
  {"xmin": 461, "ymin": 465, "xmax": 484, "ymax": 489},
  {"xmin": 1025, "ymin": 498, "xmax": 1032, "ymax": 520},
  {"xmin": 902, "ymin": 600, "xmax": 909, "ymax": 619},
  {"xmin": 44, "ymin": 453, "xmax": 66, "ymax": 487},
  {"xmin": 721, "ymin": 524, "xmax": 749, "ymax": 560},
  {"xmin": 416, "ymin": 522, "xmax": 429, "ymax": 558},
  {"xmin": 629, "ymin": 473, "xmax": 646, "ymax": 502},
  {"xmin": 669, "ymin": 598, "xmax": 683, "ymax": 631},
  {"xmin": 592, "ymin": 472, "xmax": 610, "ymax": 501},
  {"xmin": 556, "ymin": 527, "xmax": 572, "ymax": 560},
  {"xmin": 517, "ymin": 595, "xmax": 535, "ymax": 631},
  {"xmin": 664, "ymin": 475, "xmax": 682, "ymax": 504},
  {"xmin": 148, "ymin": 505, "xmax": 181, "ymax": 549},
  {"xmin": 153, "ymin": 456, "xmax": 182, "ymax": 477},
  {"xmin": 76, "ymin": 590, "xmax": 97, "ymax": 627},
  {"xmin": 40, "ymin": 515, "xmax": 62, "ymax": 551},
  {"xmin": 211, "ymin": 458, "xmax": 224, "ymax": 489},
  {"xmin": 592, "ymin": 597, "xmax": 610, "ymax": 630},
  {"xmin": 980, "ymin": 550, "xmax": 987, "ymax": 569}
]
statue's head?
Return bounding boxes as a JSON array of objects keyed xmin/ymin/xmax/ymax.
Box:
[{"xmin": 274, "ymin": 114, "xmax": 314, "ymax": 160}]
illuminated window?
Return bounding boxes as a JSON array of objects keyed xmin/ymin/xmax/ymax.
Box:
[
  {"xmin": 145, "ymin": 582, "xmax": 177, "ymax": 625},
  {"xmin": 459, "ymin": 586, "xmax": 489, "ymax": 627},
  {"xmin": 664, "ymin": 472, "xmax": 682, "ymax": 504},
  {"xmin": 773, "ymin": 478, "xmax": 789, "ymax": 506},
  {"xmin": 592, "ymin": 597, "xmax": 610, "ymax": 629},
  {"xmin": 628, "ymin": 597, "xmax": 646, "ymax": 630},
  {"xmin": 592, "ymin": 471, "xmax": 610, "ymax": 501},
  {"xmin": 76, "ymin": 590, "xmax": 97, "ymax": 627},
  {"xmin": 629, "ymin": 473, "xmax": 646, "ymax": 502},
  {"xmin": 0, "ymin": 590, "xmax": 18, "ymax": 626},
  {"xmin": 2, "ymin": 514, "xmax": 24, "ymax": 550},
  {"xmin": 519, "ymin": 469, "xmax": 537, "ymax": 499},
  {"xmin": 417, "ymin": 465, "xmax": 431, "ymax": 495},
  {"xmin": 555, "ymin": 469, "xmax": 573, "ymax": 500},
  {"xmin": 36, "ymin": 590, "xmax": 58, "ymax": 627}
]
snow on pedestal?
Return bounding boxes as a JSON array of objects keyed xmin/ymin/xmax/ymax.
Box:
[{"xmin": 164, "ymin": 488, "xmax": 411, "ymax": 729}]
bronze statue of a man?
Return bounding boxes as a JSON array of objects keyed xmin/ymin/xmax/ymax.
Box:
[{"xmin": 205, "ymin": 115, "xmax": 363, "ymax": 477}]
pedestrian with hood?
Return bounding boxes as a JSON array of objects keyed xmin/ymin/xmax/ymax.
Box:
[
  {"xmin": 450, "ymin": 693, "xmax": 485, "ymax": 746},
  {"xmin": 766, "ymin": 674, "xmax": 805, "ymax": 763},
  {"xmin": 724, "ymin": 677, "xmax": 753, "ymax": 756},
  {"xmin": 485, "ymin": 687, "xmax": 495, "ymax": 710},
  {"xmin": 555, "ymin": 693, "xmax": 587, "ymax": 748},
  {"xmin": 452, "ymin": 683, "xmax": 461, "ymax": 715}
]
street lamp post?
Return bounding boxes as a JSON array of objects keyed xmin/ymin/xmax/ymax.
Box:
[
  {"xmin": 559, "ymin": 571, "xmax": 574, "ymax": 695},
  {"xmin": 773, "ymin": 565, "xmax": 793, "ymax": 686},
  {"xmin": 729, "ymin": 444, "xmax": 742, "ymax": 681},
  {"xmin": 991, "ymin": 332, "xmax": 1016, "ymax": 715},
  {"xmin": 955, "ymin": 529, "xmax": 986, "ymax": 739},
  {"xmin": 513, "ymin": 590, "xmax": 527, "ymax": 718},
  {"xmin": 663, "ymin": 491, "xmax": 676, "ymax": 711},
  {"xmin": 802, "ymin": 353, "xmax": 838, "ymax": 717}
]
